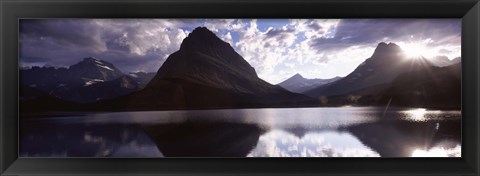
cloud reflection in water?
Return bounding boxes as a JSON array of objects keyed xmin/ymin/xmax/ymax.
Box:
[{"xmin": 248, "ymin": 130, "xmax": 380, "ymax": 157}]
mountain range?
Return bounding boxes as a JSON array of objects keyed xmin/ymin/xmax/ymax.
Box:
[
  {"xmin": 20, "ymin": 58, "xmax": 155, "ymax": 103},
  {"xmin": 20, "ymin": 27, "xmax": 461, "ymax": 112}
]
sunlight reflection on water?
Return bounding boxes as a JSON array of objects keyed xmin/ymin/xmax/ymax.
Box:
[
  {"xmin": 402, "ymin": 108, "xmax": 429, "ymax": 122},
  {"xmin": 411, "ymin": 145, "xmax": 461, "ymax": 157},
  {"xmin": 400, "ymin": 108, "xmax": 459, "ymax": 122}
]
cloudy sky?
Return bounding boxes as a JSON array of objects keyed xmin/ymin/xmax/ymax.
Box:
[{"xmin": 19, "ymin": 19, "xmax": 461, "ymax": 84}]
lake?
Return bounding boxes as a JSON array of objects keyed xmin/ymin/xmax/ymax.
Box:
[{"xmin": 19, "ymin": 107, "xmax": 461, "ymax": 157}]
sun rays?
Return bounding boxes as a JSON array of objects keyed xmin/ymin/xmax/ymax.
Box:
[{"xmin": 400, "ymin": 41, "xmax": 438, "ymax": 59}]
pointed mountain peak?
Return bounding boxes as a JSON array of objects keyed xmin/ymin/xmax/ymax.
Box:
[
  {"xmin": 78, "ymin": 57, "xmax": 108, "ymax": 65},
  {"xmin": 81, "ymin": 57, "xmax": 108, "ymax": 64},
  {"xmin": 180, "ymin": 26, "xmax": 226, "ymax": 50},
  {"xmin": 187, "ymin": 26, "xmax": 218, "ymax": 40},
  {"xmin": 292, "ymin": 73, "xmax": 304, "ymax": 79},
  {"xmin": 278, "ymin": 73, "xmax": 306, "ymax": 85},
  {"xmin": 191, "ymin": 26, "xmax": 215, "ymax": 35}
]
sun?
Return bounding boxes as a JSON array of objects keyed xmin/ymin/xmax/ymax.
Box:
[{"xmin": 401, "ymin": 42, "xmax": 429, "ymax": 59}]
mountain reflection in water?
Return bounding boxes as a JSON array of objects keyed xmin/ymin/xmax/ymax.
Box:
[
  {"xmin": 143, "ymin": 122, "xmax": 264, "ymax": 157},
  {"xmin": 346, "ymin": 119, "xmax": 460, "ymax": 157},
  {"xmin": 19, "ymin": 107, "xmax": 461, "ymax": 157},
  {"xmin": 20, "ymin": 122, "xmax": 162, "ymax": 157}
]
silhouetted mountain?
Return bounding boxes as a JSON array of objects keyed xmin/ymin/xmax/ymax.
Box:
[
  {"xmin": 305, "ymin": 42, "xmax": 441, "ymax": 97},
  {"xmin": 113, "ymin": 27, "xmax": 311, "ymax": 110},
  {"xmin": 278, "ymin": 73, "xmax": 341, "ymax": 93},
  {"xmin": 149, "ymin": 27, "xmax": 282, "ymax": 94},
  {"xmin": 20, "ymin": 57, "xmax": 143, "ymax": 103}
]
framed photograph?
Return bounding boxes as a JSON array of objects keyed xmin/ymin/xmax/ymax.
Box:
[{"xmin": 1, "ymin": 0, "xmax": 479, "ymax": 175}]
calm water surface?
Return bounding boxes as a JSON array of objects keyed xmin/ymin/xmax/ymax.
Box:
[{"xmin": 20, "ymin": 107, "xmax": 461, "ymax": 157}]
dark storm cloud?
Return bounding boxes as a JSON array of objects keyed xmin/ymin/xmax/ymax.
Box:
[
  {"xmin": 20, "ymin": 19, "xmax": 104, "ymax": 51},
  {"xmin": 94, "ymin": 50, "xmax": 165, "ymax": 73},
  {"xmin": 265, "ymin": 27, "xmax": 295, "ymax": 38},
  {"xmin": 309, "ymin": 19, "xmax": 461, "ymax": 52},
  {"xmin": 19, "ymin": 19, "xmax": 190, "ymax": 72},
  {"xmin": 20, "ymin": 19, "xmax": 108, "ymax": 67}
]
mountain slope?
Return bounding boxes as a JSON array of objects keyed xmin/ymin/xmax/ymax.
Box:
[
  {"xmin": 129, "ymin": 72, "xmax": 156, "ymax": 88},
  {"xmin": 451, "ymin": 57, "xmax": 461, "ymax": 64},
  {"xmin": 278, "ymin": 73, "xmax": 341, "ymax": 93},
  {"xmin": 54, "ymin": 75, "xmax": 140, "ymax": 102},
  {"xmin": 378, "ymin": 62, "xmax": 461, "ymax": 108}
]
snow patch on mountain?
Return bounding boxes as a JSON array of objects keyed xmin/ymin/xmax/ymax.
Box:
[
  {"xmin": 97, "ymin": 64, "xmax": 114, "ymax": 71},
  {"xmin": 129, "ymin": 73, "xmax": 139, "ymax": 78},
  {"xmin": 84, "ymin": 79, "xmax": 105, "ymax": 86}
]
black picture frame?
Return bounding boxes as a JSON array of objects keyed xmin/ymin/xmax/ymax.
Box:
[{"xmin": 1, "ymin": 0, "xmax": 479, "ymax": 175}]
